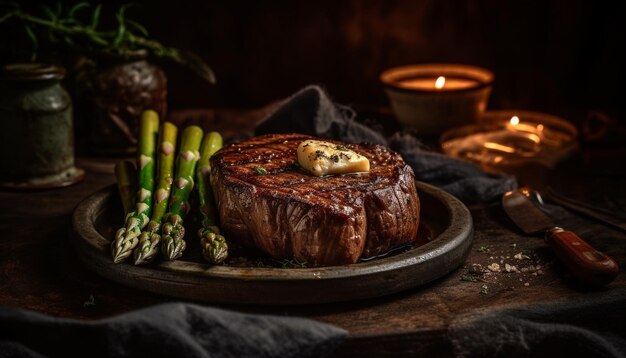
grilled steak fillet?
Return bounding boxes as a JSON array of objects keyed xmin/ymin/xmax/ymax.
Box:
[{"xmin": 210, "ymin": 133, "xmax": 420, "ymax": 266}]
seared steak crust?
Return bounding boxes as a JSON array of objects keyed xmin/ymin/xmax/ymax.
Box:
[{"xmin": 210, "ymin": 133, "xmax": 420, "ymax": 266}]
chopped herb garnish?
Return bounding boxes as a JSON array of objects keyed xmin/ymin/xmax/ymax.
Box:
[
  {"xmin": 510, "ymin": 243, "xmax": 517, "ymax": 249},
  {"xmin": 477, "ymin": 246, "xmax": 491, "ymax": 254},
  {"xmin": 469, "ymin": 263, "xmax": 484, "ymax": 274},
  {"xmin": 335, "ymin": 145, "xmax": 349, "ymax": 151},
  {"xmin": 480, "ymin": 285, "xmax": 489, "ymax": 295},
  {"xmin": 461, "ymin": 275, "xmax": 478, "ymax": 282},
  {"xmin": 254, "ymin": 166, "xmax": 267, "ymax": 175},
  {"xmin": 83, "ymin": 294, "xmax": 96, "ymax": 307}
]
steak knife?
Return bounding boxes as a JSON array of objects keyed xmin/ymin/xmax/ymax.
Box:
[{"xmin": 502, "ymin": 187, "xmax": 619, "ymax": 286}]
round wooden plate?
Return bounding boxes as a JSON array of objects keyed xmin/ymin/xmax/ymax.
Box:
[{"xmin": 71, "ymin": 181, "xmax": 473, "ymax": 305}]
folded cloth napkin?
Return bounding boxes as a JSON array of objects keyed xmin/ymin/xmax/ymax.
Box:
[
  {"xmin": 0, "ymin": 303, "xmax": 347, "ymax": 358},
  {"xmin": 256, "ymin": 85, "xmax": 517, "ymax": 204},
  {"xmin": 448, "ymin": 288, "xmax": 626, "ymax": 358}
]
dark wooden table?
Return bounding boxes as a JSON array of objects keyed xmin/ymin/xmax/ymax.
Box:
[{"xmin": 1, "ymin": 108, "xmax": 625, "ymax": 357}]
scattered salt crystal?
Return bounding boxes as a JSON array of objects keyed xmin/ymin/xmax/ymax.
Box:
[
  {"xmin": 488, "ymin": 263, "xmax": 501, "ymax": 272},
  {"xmin": 524, "ymin": 282, "xmax": 530, "ymax": 287},
  {"xmin": 505, "ymin": 264, "xmax": 517, "ymax": 273},
  {"xmin": 514, "ymin": 253, "xmax": 531, "ymax": 260}
]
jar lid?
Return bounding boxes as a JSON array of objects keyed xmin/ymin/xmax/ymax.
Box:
[{"xmin": 1, "ymin": 63, "xmax": 66, "ymax": 81}]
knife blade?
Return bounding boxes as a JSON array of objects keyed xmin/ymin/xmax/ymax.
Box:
[
  {"xmin": 502, "ymin": 187, "xmax": 619, "ymax": 286},
  {"xmin": 543, "ymin": 187, "xmax": 626, "ymax": 233}
]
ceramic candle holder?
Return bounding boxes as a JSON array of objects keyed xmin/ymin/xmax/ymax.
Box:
[{"xmin": 380, "ymin": 64, "xmax": 494, "ymax": 135}]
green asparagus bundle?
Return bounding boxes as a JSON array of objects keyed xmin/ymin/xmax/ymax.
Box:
[
  {"xmin": 114, "ymin": 160, "xmax": 137, "ymax": 218},
  {"xmin": 196, "ymin": 132, "xmax": 228, "ymax": 264},
  {"xmin": 161, "ymin": 125, "xmax": 204, "ymax": 260},
  {"xmin": 111, "ymin": 110, "xmax": 159, "ymax": 263},
  {"xmin": 133, "ymin": 122, "xmax": 178, "ymax": 265}
]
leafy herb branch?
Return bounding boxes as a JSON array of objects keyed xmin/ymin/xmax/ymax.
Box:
[{"xmin": 0, "ymin": 1, "xmax": 215, "ymax": 83}]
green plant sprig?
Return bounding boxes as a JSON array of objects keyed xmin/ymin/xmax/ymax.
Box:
[{"xmin": 0, "ymin": 1, "xmax": 215, "ymax": 83}]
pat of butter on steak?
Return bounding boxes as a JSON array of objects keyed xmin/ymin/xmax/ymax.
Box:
[
  {"xmin": 209, "ymin": 133, "xmax": 420, "ymax": 266},
  {"xmin": 297, "ymin": 139, "xmax": 370, "ymax": 176}
]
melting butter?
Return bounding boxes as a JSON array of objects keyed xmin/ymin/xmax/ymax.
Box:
[{"xmin": 297, "ymin": 140, "xmax": 370, "ymax": 176}]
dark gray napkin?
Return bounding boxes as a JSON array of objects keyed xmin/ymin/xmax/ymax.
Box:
[
  {"xmin": 448, "ymin": 288, "xmax": 626, "ymax": 358},
  {"xmin": 0, "ymin": 302, "xmax": 347, "ymax": 358},
  {"xmin": 256, "ymin": 85, "xmax": 517, "ymax": 204}
]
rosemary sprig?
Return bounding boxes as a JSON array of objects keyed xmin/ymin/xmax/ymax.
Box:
[
  {"xmin": 254, "ymin": 166, "xmax": 267, "ymax": 175},
  {"xmin": 0, "ymin": 1, "xmax": 215, "ymax": 83}
]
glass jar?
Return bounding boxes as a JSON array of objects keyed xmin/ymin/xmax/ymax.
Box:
[{"xmin": 0, "ymin": 63, "xmax": 84, "ymax": 189}]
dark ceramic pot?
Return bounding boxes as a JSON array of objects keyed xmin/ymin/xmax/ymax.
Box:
[
  {"xmin": 0, "ymin": 63, "xmax": 84, "ymax": 189},
  {"xmin": 79, "ymin": 52, "xmax": 167, "ymax": 155}
]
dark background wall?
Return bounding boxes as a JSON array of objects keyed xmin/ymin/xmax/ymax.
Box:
[
  {"xmin": 144, "ymin": 0, "xmax": 626, "ymax": 119},
  {"xmin": 3, "ymin": 1, "xmax": 626, "ymax": 121}
]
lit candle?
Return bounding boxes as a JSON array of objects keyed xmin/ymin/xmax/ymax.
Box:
[
  {"xmin": 441, "ymin": 110, "xmax": 579, "ymax": 172},
  {"xmin": 505, "ymin": 116, "xmax": 542, "ymax": 143},
  {"xmin": 397, "ymin": 75, "xmax": 480, "ymax": 91},
  {"xmin": 380, "ymin": 64, "xmax": 494, "ymax": 134}
]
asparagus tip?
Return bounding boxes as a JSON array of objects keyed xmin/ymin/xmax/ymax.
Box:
[
  {"xmin": 111, "ymin": 227, "xmax": 140, "ymax": 263},
  {"xmin": 200, "ymin": 229, "xmax": 228, "ymax": 264},
  {"xmin": 112, "ymin": 244, "xmax": 132, "ymax": 264},
  {"xmin": 133, "ymin": 232, "xmax": 161, "ymax": 265},
  {"xmin": 162, "ymin": 236, "xmax": 187, "ymax": 261}
]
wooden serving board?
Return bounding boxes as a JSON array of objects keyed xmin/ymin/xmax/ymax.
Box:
[{"xmin": 71, "ymin": 181, "xmax": 473, "ymax": 305}]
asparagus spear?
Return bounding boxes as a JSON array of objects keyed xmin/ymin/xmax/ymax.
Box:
[
  {"xmin": 161, "ymin": 125, "xmax": 203, "ymax": 260},
  {"xmin": 114, "ymin": 160, "xmax": 137, "ymax": 218},
  {"xmin": 111, "ymin": 110, "xmax": 159, "ymax": 263},
  {"xmin": 133, "ymin": 122, "xmax": 178, "ymax": 265},
  {"xmin": 196, "ymin": 132, "xmax": 228, "ymax": 264}
]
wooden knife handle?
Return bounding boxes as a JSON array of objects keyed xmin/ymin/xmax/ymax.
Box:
[{"xmin": 545, "ymin": 228, "xmax": 619, "ymax": 286}]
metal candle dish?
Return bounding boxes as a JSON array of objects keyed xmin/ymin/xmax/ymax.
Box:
[{"xmin": 440, "ymin": 110, "xmax": 578, "ymax": 172}]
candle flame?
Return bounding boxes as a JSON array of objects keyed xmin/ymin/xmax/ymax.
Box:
[
  {"xmin": 435, "ymin": 76, "xmax": 446, "ymax": 89},
  {"xmin": 510, "ymin": 116, "xmax": 520, "ymax": 126}
]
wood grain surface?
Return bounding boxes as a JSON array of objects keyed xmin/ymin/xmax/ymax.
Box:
[{"xmin": 1, "ymin": 109, "xmax": 625, "ymax": 357}]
